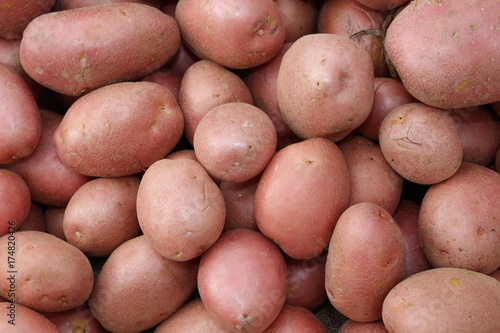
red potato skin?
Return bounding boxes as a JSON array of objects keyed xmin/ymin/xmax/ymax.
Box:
[
  {"xmin": 338, "ymin": 319, "xmax": 389, "ymax": 333},
  {"xmin": 0, "ymin": 169, "xmax": 31, "ymax": 236},
  {"xmin": 56, "ymin": 0, "xmax": 162, "ymax": 10},
  {"xmin": 40, "ymin": 302, "xmax": 107, "ymax": 333},
  {"xmin": 0, "ymin": 65, "xmax": 41, "ymax": 164},
  {"xmin": 219, "ymin": 176, "xmax": 260, "ymax": 231},
  {"xmin": 255, "ymin": 138, "xmax": 350, "ymax": 259},
  {"xmin": 262, "ymin": 305, "xmax": 327, "ymax": 332},
  {"xmin": 54, "ymin": 81, "xmax": 184, "ymax": 177},
  {"xmin": 20, "ymin": 3, "xmax": 180, "ymax": 96},
  {"xmin": 325, "ymin": 202, "xmax": 406, "ymax": 322},
  {"xmin": 175, "ymin": 0, "xmax": 286, "ymax": 69},
  {"xmin": 0, "ymin": 0, "xmax": 55, "ymax": 39},
  {"xmin": 4, "ymin": 110, "xmax": 92, "ymax": 207},
  {"xmin": 418, "ymin": 162, "xmax": 500, "ymax": 274},
  {"xmin": 356, "ymin": 0, "xmax": 408, "ymax": 11},
  {"xmin": 18, "ymin": 202, "xmax": 46, "ymax": 232},
  {"xmin": 198, "ymin": 228, "xmax": 288, "ymax": 333},
  {"xmin": 44, "ymin": 206, "xmax": 66, "ymax": 240},
  {"xmin": 385, "ymin": 0, "xmax": 500, "ymax": 109},
  {"xmin": 0, "ymin": 302, "xmax": 60, "ymax": 332},
  {"xmin": 273, "ymin": 0, "xmax": 319, "ymax": 43},
  {"xmin": 140, "ymin": 67, "xmax": 182, "ymax": 102}
]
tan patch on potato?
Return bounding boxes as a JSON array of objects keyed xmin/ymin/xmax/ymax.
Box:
[
  {"xmin": 449, "ymin": 277, "xmax": 461, "ymax": 286},
  {"xmin": 456, "ymin": 78, "xmax": 471, "ymax": 91}
]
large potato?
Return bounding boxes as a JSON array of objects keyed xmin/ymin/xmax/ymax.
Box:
[
  {"xmin": 382, "ymin": 267, "xmax": 500, "ymax": 332},
  {"xmin": 255, "ymin": 138, "xmax": 350, "ymax": 259},
  {"xmin": 0, "ymin": 231, "xmax": 94, "ymax": 312},
  {"xmin": 385, "ymin": 0, "xmax": 500, "ymax": 108},
  {"xmin": 20, "ymin": 2, "xmax": 180, "ymax": 96},
  {"xmin": 54, "ymin": 81, "xmax": 184, "ymax": 177}
]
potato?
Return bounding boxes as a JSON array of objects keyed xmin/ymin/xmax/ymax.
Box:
[
  {"xmin": 418, "ymin": 162, "xmax": 500, "ymax": 274},
  {"xmin": 277, "ymin": 33, "xmax": 374, "ymax": 142},
  {"xmin": 140, "ymin": 67, "xmax": 182, "ymax": 102},
  {"xmin": 378, "ymin": 103, "xmax": 463, "ymax": 185},
  {"xmin": 63, "ymin": 176, "xmax": 141, "ymax": 257},
  {"xmin": 18, "ymin": 202, "xmax": 46, "ymax": 232},
  {"xmin": 0, "ymin": 169, "xmax": 31, "ymax": 236},
  {"xmin": 274, "ymin": 0, "xmax": 319, "ymax": 43},
  {"xmin": 137, "ymin": 158, "xmax": 225, "ymax": 261},
  {"xmin": 175, "ymin": 0, "xmax": 285, "ymax": 69},
  {"xmin": 44, "ymin": 206, "xmax": 66, "ymax": 240},
  {"xmin": 0, "ymin": 302, "xmax": 60, "ymax": 332},
  {"xmin": 56, "ymin": 0, "xmax": 162, "ymax": 10},
  {"xmin": 0, "ymin": 64, "xmax": 41, "ymax": 164},
  {"xmin": 54, "ymin": 81, "xmax": 184, "ymax": 177},
  {"xmin": 255, "ymin": 138, "xmax": 350, "ymax": 259},
  {"xmin": 193, "ymin": 102, "xmax": 277, "ymax": 183},
  {"xmin": 0, "ymin": 0, "xmax": 55, "ymax": 39},
  {"xmin": 219, "ymin": 176, "xmax": 260, "ymax": 231},
  {"xmin": 40, "ymin": 302, "xmax": 106, "ymax": 333},
  {"xmin": 338, "ymin": 319, "xmax": 389, "ymax": 333},
  {"xmin": 88, "ymin": 235, "xmax": 198, "ymax": 333},
  {"xmin": 382, "ymin": 267, "xmax": 500, "ymax": 333},
  {"xmin": 20, "ymin": 2, "xmax": 180, "ymax": 96},
  {"xmin": 338, "ymin": 135, "xmax": 403, "ymax": 215},
  {"xmin": 164, "ymin": 38, "xmax": 200, "ymax": 77},
  {"xmin": 4, "ymin": 110, "xmax": 92, "ymax": 206},
  {"xmin": 0, "ymin": 231, "xmax": 93, "ymax": 312},
  {"xmin": 325, "ymin": 202, "xmax": 406, "ymax": 322},
  {"xmin": 198, "ymin": 228, "xmax": 287, "ymax": 333},
  {"xmin": 263, "ymin": 305, "xmax": 327, "ymax": 332},
  {"xmin": 179, "ymin": 60, "xmax": 253, "ymax": 144},
  {"xmin": 356, "ymin": 0, "xmax": 408, "ymax": 11},
  {"xmin": 384, "ymin": 0, "xmax": 500, "ymax": 108}
]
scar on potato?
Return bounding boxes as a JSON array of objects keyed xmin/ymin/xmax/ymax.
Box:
[{"xmin": 449, "ymin": 277, "xmax": 461, "ymax": 286}]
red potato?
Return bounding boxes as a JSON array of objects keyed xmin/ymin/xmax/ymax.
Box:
[
  {"xmin": 378, "ymin": 103, "xmax": 463, "ymax": 185},
  {"xmin": 88, "ymin": 235, "xmax": 198, "ymax": 333},
  {"xmin": 317, "ymin": 0, "xmax": 388, "ymax": 77},
  {"xmin": 165, "ymin": 38, "xmax": 200, "ymax": 77},
  {"xmin": 198, "ymin": 228, "xmax": 288, "ymax": 333},
  {"xmin": 277, "ymin": 33, "xmax": 374, "ymax": 142},
  {"xmin": 0, "ymin": 64, "xmax": 41, "ymax": 164},
  {"xmin": 137, "ymin": 158, "xmax": 225, "ymax": 261},
  {"xmin": 40, "ymin": 302, "xmax": 106, "ymax": 333},
  {"xmin": 219, "ymin": 176, "xmax": 260, "ymax": 231},
  {"xmin": 356, "ymin": 77, "xmax": 418, "ymax": 141},
  {"xmin": 193, "ymin": 102, "xmax": 277, "ymax": 183},
  {"xmin": 179, "ymin": 59, "xmax": 253, "ymax": 145},
  {"xmin": 0, "ymin": 231, "xmax": 94, "ymax": 312},
  {"xmin": 263, "ymin": 305, "xmax": 327, "ymax": 332},
  {"xmin": 140, "ymin": 67, "xmax": 182, "ymax": 102},
  {"xmin": 20, "ymin": 3, "xmax": 180, "ymax": 96},
  {"xmin": 273, "ymin": 0, "xmax": 319, "ymax": 43},
  {"xmin": 44, "ymin": 206, "xmax": 66, "ymax": 240},
  {"xmin": 18, "ymin": 202, "xmax": 46, "ymax": 232},
  {"xmin": 338, "ymin": 319, "xmax": 389, "ymax": 333},
  {"xmin": 4, "ymin": 110, "xmax": 92, "ymax": 207},
  {"xmin": 63, "ymin": 176, "xmax": 141, "ymax": 257},
  {"xmin": 56, "ymin": 0, "xmax": 162, "ymax": 10},
  {"xmin": 356, "ymin": 0, "xmax": 408, "ymax": 11},
  {"xmin": 490, "ymin": 269, "xmax": 500, "ymax": 283},
  {"xmin": 0, "ymin": 0, "xmax": 55, "ymax": 39},
  {"xmin": 0, "ymin": 302, "xmax": 60, "ymax": 332},
  {"xmin": 0, "ymin": 169, "xmax": 31, "ymax": 236},
  {"xmin": 392, "ymin": 200, "xmax": 432, "ymax": 278},
  {"xmin": 384, "ymin": 0, "xmax": 500, "ymax": 109},
  {"xmin": 175, "ymin": 0, "xmax": 285, "ymax": 69},
  {"xmin": 325, "ymin": 202, "xmax": 406, "ymax": 322},
  {"xmin": 338, "ymin": 135, "xmax": 403, "ymax": 215},
  {"xmin": 446, "ymin": 106, "xmax": 500, "ymax": 166},
  {"xmin": 54, "ymin": 81, "xmax": 184, "ymax": 177},
  {"xmin": 418, "ymin": 162, "xmax": 500, "ymax": 274},
  {"xmin": 255, "ymin": 138, "xmax": 350, "ymax": 259}
]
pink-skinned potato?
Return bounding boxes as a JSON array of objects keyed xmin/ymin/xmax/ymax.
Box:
[
  {"xmin": 338, "ymin": 319, "xmax": 389, "ymax": 332},
  {"xmin": 219, "ymin": 176, "xmax": 260, "ymax": 231},
  {"xmin": 0, "ymin": 169, "xmax": 31, "ymax": 236},
  {"xmin": 54, "ymin": 81, "xmax": 184, "ymax": 177},
  {"xmin": 40, "ymin": 302, "xmax": 107, "ymax": 333},
  {"xmin": 262, "ymin": 305, "xmax": 327, "ymax": 332},
  {"xmin": 0, "ymin": 231, "xmax": 94, "ymax": 312},
  {"xmin": 255, "ymin": 138, "xmax": 350, "ymax": 259},
  {"xmin": 356, "ymin": 0, "xmax": 408, "ymax": 11},
  {"xmin": 384, "ymin": 0, "xmax": 500, "ymax": 108},
  {"xmin": 0, "ymin": 302, "xmax": 60, "ymax": 332},
  {"xmin": 44, "ymin": 206, "xmax": 66, "ymax": 240},
  {"xmin": 274, "ymin": 0, "xmax": 319, "ymax": 43},
  {"xmin": 56, "ymin": 0, "xmax": 162, "ymax": 10},
  {"xmin": 20, "ymin": 2, "xmax": 180, "ymax": 96},
  {"xmin": 0, "ymin": 0, "xmax": 55, "ymax": 39}
]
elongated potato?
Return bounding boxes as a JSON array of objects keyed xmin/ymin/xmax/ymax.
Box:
[{"xmin": 20, "ymin": 2, "xmax": 180, "ymax": 96}]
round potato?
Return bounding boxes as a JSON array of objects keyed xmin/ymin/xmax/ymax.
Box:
[
  {"xmin": 0, "ymin": 302, "xmax": 60, "ymax": 332},
  {"xmin": 274, "ymin": 0, "xmax": 318, "ymax": 43},
  {"xmin": 0, "ymin": 169, "xmax": 31, "ymax": 236},
  {"xmin": 338, "ymin": 319, "xmax": 389, "ymax": 333},
  {"xmin": 263, "ymin": 305, "xmax": 327, "ymax": 332},
  {"xmin": 54, "ymin": 81, "xmax": 184, "ymax": 177},
  {"xmin": 382, "ymin": 267, "xmax": 500, "ymax": 333}
]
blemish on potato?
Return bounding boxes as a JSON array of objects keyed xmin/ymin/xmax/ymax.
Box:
[
  {"xmin": 394, "ymin": 302, "xmax": 414, "ymax": 312},
  {"xmin": 456, "ymin": 78, "xmax": 471, "ymax": 91},
  {"xmin": 449, "ymin": 277, "xmax": 461, "ymax": 286},
  {"xmin": 35, "ymin": 67, "xmax": 44, "ymax": 75},
  {"xmin": 69, "ymin": 319, "xmax": 88, "ymax": 333}
]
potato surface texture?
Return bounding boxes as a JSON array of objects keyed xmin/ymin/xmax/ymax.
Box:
[{"xmin": 20, "ymin": 2, "xmax": 180, "ymax": 96}]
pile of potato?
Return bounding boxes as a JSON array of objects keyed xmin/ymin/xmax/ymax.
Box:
[{"xmin": 1, "ymin": 0, "xmax": 499, "ymax": 332}]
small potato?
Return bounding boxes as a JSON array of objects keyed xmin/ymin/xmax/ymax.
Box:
[
  {"xmin": 0, "ymin": 169, "xmax": 31, "ymax": 235},
  {"xmin": 88, "ymin": 235, "xmax": 198, "ymax": 333},
  {"xmin": 255, "ymin": 138, "xmax": 350, "ymax": 259},
  {"xmin": 140, "ymin": 67, "xmax": 182, "ymax": 102},
  {"xmin": 0, "ymin": 231, "xmax": 94, "ymax": 312},
  {"xmin": 137, "ymin": 158, "xmax": 225, "ymax": 261},
  {"xmin": 274, "ymin": 0, "xmax": 319, "ymax": 43},
  {"xmin": 0, "ymin": 0, "xmax": 55, "ymax": 39},
  {"xmin": 382, "ymin": 267, "xmax": 500, "ymax": 333},
  {"xmin": 379, "ymin": 103, "xmax": 463, "ymax": 184},
  {"xmin": 219, "ymin": 176, "xmax": 260, "ymax": 231},
  {"xmin": 0, "ymin": 302, "xmax": 60, "ymax": 332},
  {"xmin": 54, "ymin": 81, "xmax": 184, "ymax": 177},
  {"xmin": 325, "ymin": 202, "xmax": 406, "ymax": 322},
  {"xmin": 198, "ymin": 228, "xmax": 287, "ymax": 333},
  {"xmin": 418, "ymin": 162, "xmax": 500, "ymax": 274},
  {"xmin": 20, "ymin": 3, "xmax": 180, "ymax": 96},
  {"xmin": 63, "ymin": 176, "xmax": 141, "ymax": 257},
  {"xmin": 263, "ymin": 305, "xmax": 327, "ymax": 332},
  {"xmin": 277, "ymin": 33, "xmax": 374, "ymax": 142},
  {"xmin": 193, "ymin": 102, "xmax": 277, "ymax": 183}
]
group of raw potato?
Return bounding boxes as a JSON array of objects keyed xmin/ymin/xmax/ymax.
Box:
[{"xmin": 0, "ymin": 0, "xmax": 499, "ymax": 332}]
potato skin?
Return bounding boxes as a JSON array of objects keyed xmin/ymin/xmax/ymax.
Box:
[
  {"xmin": 0, "ymin": 302, "xmax": 60, "ymax": 332},
  {"xmin": 54, "ymin": 81, "xmax": 184, "ymax": 177},
  {"xmin": 382, "ymin": 267, "xmax": 500, "ymax": 333},
  {"xmin": 0, "ymin": 0, "xmax": 55, "ymax": 39},
  {"xmin": 338, "ymin": 319, "xmax": 389, "ymax": 333},
  {"xmin": 418, "ymin": 162, "xmax": 500, "ymax": 274},
  {"xmin": 88, "ymin": 235, "xmax": 198, "ymax": 333},
  {"xmin": 255, "ymin": 138, "xmax": 350, "ymax": 259},
  {"xmin": 0, "ymin": 170, "xmax": 31, "ymax": 235},
  {"xmin": 0, "ymin": 231, "xmax": 94, "ymax": 312},
  {"xmin": 20, "ymin": 3, "xmax": 180, "ymax": 96},
  {"xmin": 262, "ymin": 305, "xmax": 327, "ymax": 332},
  {"xmin": 325, "ymin": 202, "xmax": 406, "ymax": 322}
]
